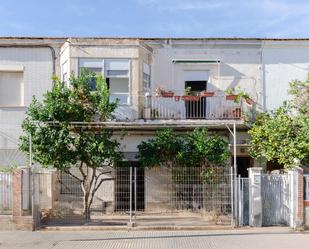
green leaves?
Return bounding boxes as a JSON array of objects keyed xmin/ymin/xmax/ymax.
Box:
[
  {"xmin": 249, "ymin": 101, "xmax": 309, "ymax": 169},
  {"xmin": 19, "ymin": 71, "xmax": 122, "ymax": 170},
  {"xmin": 137, "ymin": 128, "xmax": 229, "ymax": 168}
]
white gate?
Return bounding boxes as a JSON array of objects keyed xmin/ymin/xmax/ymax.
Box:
[
  {"xmin": 261, "ymin": 174, "xmax": 290, "ymax": 226},
  {"xmin": 237, "ymin": 173, "xmax": 291, "ymax": 227},
  {"xmin": 0, "ymin": 172, "xmax": 12, "ymax": 214}
]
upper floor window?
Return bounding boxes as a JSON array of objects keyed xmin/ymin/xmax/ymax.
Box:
[
  {"xmin": 0, "ymin": 69, "xmax": 23, "ymax": 107},
  {"xmin": 78, "ymin": 59, "xmax": 130, "ymax": 105},
  {"xmin": 143, "ymin": 63, "xmax": 151, "ymax": 90}
]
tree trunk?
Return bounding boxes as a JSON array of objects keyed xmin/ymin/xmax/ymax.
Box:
[
  {"xmin": 83, "ymin": 189, "xmax": 91, "ymax": 221},
  {"xmin": 80, "ymin": 166, "xmax": 96, "ymax": 221}
]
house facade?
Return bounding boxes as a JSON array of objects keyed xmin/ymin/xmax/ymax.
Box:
[
  {"xmin": 0, "ymin": 37, "xmax": 309, "ymax": 175},
  {"xmin": 0, "ymin": 37, "xmax": 308, "ymax": 228}
]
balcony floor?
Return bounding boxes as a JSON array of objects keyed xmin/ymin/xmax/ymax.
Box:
[{"xmin": 103, "ymin": 118, "xmax": 249, "ymax": 131}]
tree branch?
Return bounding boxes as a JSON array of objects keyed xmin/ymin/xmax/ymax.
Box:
[{"xmin": 63, "ymin": 169, "xmax": 82, "ymax": 182}]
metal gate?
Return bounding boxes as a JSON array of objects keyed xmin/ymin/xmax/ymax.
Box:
[
  {"xmin": 34, "ymin": 165, "xmax": 233, "ymax": 227},
  {"xmin": 237, "ymin": 177, "xmax": 249, "ymax": 226},
  {"xmin": 261, "ymin": 174, "xmax": 290, "ymax": 226},
  {"xmin": 236, "ymin": 173, "xmax": 291, "ymax": 227},
  {"xmin": 0, "ymin": 172, "xmax": 12, "ymax": 214}
]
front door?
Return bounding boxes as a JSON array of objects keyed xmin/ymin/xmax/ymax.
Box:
[{"xmin": 185, "ymin": 80, "xmax": 207, "ymax": 118}]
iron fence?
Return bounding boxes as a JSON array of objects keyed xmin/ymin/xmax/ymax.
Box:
[
  {"xmin": 0, "ymin": 172, "xmax": 12, "ymax": 214},
  {"xmin": 34, "ymin": 165, "xmax": 233, "ymax": 227}
]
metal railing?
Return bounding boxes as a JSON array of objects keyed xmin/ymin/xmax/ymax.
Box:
[{"xmin": 142, "ymin": 94, "xmax": 245, "ymax": 120}]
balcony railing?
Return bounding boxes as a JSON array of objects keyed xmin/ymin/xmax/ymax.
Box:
[{"xmin": 142, "ymin": 94, "xmax": 246, "ymax": 120}]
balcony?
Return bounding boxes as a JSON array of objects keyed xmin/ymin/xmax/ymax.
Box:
[{"xmin": 142, "ymin": 93, "xmax": 250, "ymax": 121}]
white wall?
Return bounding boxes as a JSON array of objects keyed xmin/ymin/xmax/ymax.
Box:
[
  {"xmin": 262, "ymin": 42, "xmax": 309, "ymax": 111},
  {"xmin": 0, "ymin": 47, "xmax": 54, "ymax": 151},
  {"xmin": 151, "ymin": 46, "xmax": 262, "ymax": 103}
]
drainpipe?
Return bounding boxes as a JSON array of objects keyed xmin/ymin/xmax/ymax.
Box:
[{"xmin": 260, "ymin": 41, "xmax": 266, "ymax": 111}]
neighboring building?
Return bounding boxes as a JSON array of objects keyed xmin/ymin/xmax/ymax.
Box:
[{"xmin": 0, "ymin": 37, "xmax": 65, "ymax": 167}]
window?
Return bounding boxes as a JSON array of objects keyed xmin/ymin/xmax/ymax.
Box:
[
  {"xmin": 78, "ymin": 59, "xmax": 130, "ymax": 105},
  {"xmin": 0, "ymin": 71, "xmax": 23, "ymax": 106},
  {"xmin": 143, "ymin": 63, "xmax": 150, "ymax": 90},
  {"xmin": 105, "ymin": 59, "xmax": 130, "ymax": 105},
  {"xmin": 82, "ymin": 67, "xmax": 102, "ymax": 91},
  {"xmin": 78, "ymin": 59, "xmax": 103, "ymax": 91}
]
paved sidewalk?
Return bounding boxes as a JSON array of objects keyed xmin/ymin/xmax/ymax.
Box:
[{"xmin": 0, "ymin": 228, "xmax": 308, "ymax": 249}]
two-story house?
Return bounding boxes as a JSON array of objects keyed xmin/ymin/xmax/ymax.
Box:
[{"xmin": 1, "ymin": 37, "xmax": 308, "ymax": 220}]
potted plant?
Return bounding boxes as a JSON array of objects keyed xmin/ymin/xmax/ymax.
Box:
[
  {"xmin": 155, "ymin": 87, "xmax": 174, "ymax": 98},
  {"xmin": 200, "ymin": 90, "xmax": 215, "ymax": 97},
  {"xmin": 182, "ymin": 87, "xmax": 200, "ymax": 101},
  {"xmin": 225, "ymin": 87, "xmax": 253, "ymax": 105}
]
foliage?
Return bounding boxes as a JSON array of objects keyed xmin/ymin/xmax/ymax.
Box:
[
  {"xmin": 249, "ymin": 75, "xmax": 309, "ymax": 169},
  {"xmin": 185, "ymin": 86, "xmax": 194, "ymax": 96},
  {"xmin": 288, "ymin": 77, "xmax": 309, "ymax": 115},
  {"xmin": 0, "ymin": 162, "xmax": 18, "ymax": 173},
  {"xmin": 137, "ymin": 128, "xmax": 229, "ymax": 170},
  {"xmin": 19, "ymin": 70, "xmax": 123, "ymax": 218},
  {"xmin": 225, "ymin": 86, "xmax": 251, "ymax": 104}
]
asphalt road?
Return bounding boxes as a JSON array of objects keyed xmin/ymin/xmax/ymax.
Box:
[{"xmin": 0, "ymin": 228, "xmax": 308, "ymax": 249}]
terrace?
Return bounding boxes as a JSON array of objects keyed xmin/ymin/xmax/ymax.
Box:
[{"xmin": 142, "ymin": 92, "xmax": 247, "ymax": 120}]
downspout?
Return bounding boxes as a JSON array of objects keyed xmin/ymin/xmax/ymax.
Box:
[
  {"xmin": 260, "ymin": 41, "xmax": 266, "ymax": 111},
  {"xmin": 0, "ymin": 44, "xmax": 57, "ymax": 75}
]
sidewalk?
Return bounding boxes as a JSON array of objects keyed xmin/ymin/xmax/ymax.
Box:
[{"xmin": 0, "ymin": 227, "xmax": 307, "ymax": 249}]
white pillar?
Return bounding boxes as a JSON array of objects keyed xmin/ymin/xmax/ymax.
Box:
[{"xmin": 248, "ymin": 167, "xmax": 262, "ymax": 227}]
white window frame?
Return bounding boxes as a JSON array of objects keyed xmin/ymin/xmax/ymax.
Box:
[
  {"xmin": 78, "ymin": 58, "xmax": 131, "ymax": 106},
  {"xmin": 142, "ymin": 62, "xmax": 151, "ymax": 91},
  {"xmin": 0, "ymin": 65, "xmax": 24, "ymax": 108}
]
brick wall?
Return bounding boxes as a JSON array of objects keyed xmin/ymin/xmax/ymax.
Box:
[
  {"xmin": 296, "ymin": 168, "xmax": 304, "ymax": 226},
  {"xmin": 11, "ymin": 169, "xmax": 34, "ymax": 230}
]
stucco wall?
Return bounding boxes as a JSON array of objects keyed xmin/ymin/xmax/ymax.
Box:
[
  {"xmin": 151, "ymin": 46, "xmax": 262, "ymax": 103},
  {"xmin": 0, "ymin": 47, "xmax": 56, "ymax": 150},
  {"xmin": 262, "ymin": 42, "xmax": 309, "ymax": 111}
]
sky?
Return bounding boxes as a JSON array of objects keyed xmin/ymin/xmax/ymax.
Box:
[{"xmin": 0, "ymin": 0, "xmax": 309, "ymax": 38}]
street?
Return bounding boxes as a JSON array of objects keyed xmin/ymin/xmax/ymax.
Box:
[{"xmin": 0, "ymin": 228, "xmax": 308, "ymax": 249}]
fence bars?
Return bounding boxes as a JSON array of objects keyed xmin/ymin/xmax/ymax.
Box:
[{"xmin": 0, "ymin": 172, "xmax": 12, "ymax": 214}]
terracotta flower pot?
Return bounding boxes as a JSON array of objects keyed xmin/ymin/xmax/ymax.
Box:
[
  {"xmin": 200, "ymin": 91, "xmax": 215, "ymax": 97},
  {"xmin": 226, "ymin": 94, "xmax": 238, "ymax": 101},
  {"xmin": 246, "ymin": 98, "xmax": 253, "ymax": 105},
  {"xmin": 182, "ymin": 95, "xmax": 200, "ymax": 101},
  {"xmin": 161, "ymin": 92, "xmax": 174, "ymax": 98}
]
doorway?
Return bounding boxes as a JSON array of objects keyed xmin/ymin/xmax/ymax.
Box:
[
  {"xmin": 235, "ymin": 156, "xmax": 254, "ymax": 177},
  {"xmin": 185, "ymin": 80, "xmax": 207, "ymax": 118}
]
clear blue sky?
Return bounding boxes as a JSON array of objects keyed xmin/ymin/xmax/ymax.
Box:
[{"xmin": 1, "ymin": 0, "xmax": 309, "ymax": 38}]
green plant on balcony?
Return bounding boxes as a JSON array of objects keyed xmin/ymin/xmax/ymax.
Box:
[
  {"xmin": 225, "ymin": 87, "xmax": 253, "ymax": 105},
  {"xmin": 183, "ymin": 87, "xmax": 200, "ymax": 101},
  {"xmin": 155, "ymin": 87, "xmax": 174, "ymax": 98}
]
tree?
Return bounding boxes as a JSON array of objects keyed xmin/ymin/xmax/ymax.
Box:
[
  {"xmin": 19, "ymin": 71, "xmax": 123, "ymax": 219},
  {"xmin": 137, "ymin": 128, "xmax": 229, "ymax": 180},
  {"xmin": 248, "ymin": 77, "xmax": 309, "ymax": 169}
]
